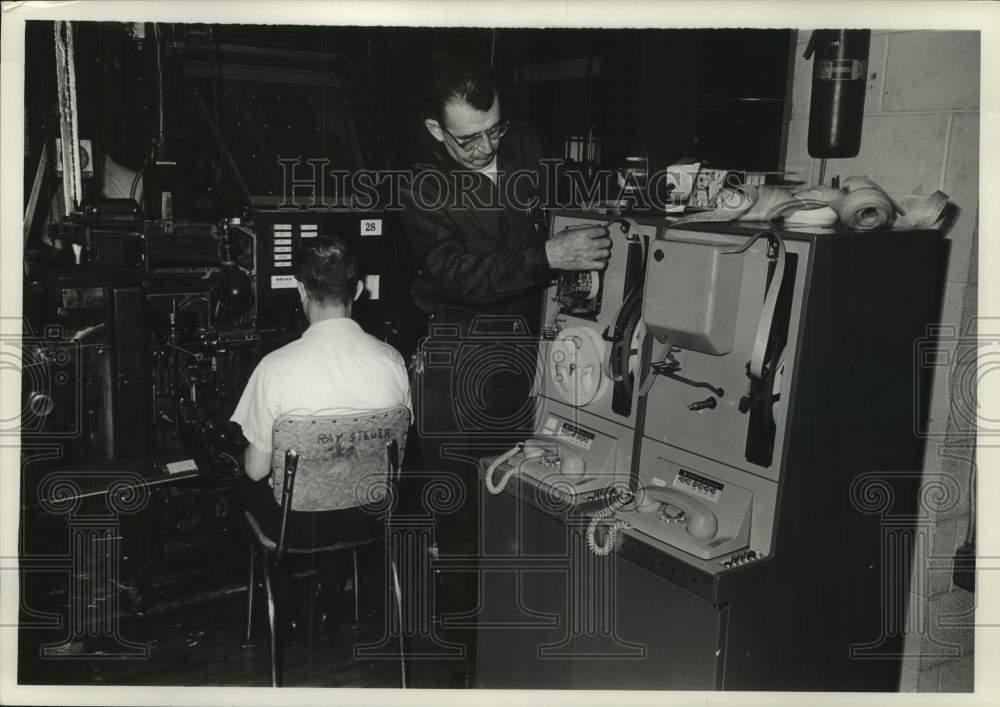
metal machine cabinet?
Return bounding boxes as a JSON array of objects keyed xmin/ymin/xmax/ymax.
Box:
[
  {"xmin": 475, "ymin": 213, "xmax": 947, "ymax": 691},
  {"xmin": 477, "ymin": 474, "xmax": 737, "ymax": 689}
]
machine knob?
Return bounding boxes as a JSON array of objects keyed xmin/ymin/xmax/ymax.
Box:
[
  {"xmin": 28, "ymin": 392, "xmax": 55, "ymax": 417},
  {"xmin": 688, "ymin": 397, "xmax": 717, "ymax": 411}
]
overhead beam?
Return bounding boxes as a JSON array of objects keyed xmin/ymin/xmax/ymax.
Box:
[{"xmin": 179, "ymin": 61, "xmax": 347, "ymax": 88}]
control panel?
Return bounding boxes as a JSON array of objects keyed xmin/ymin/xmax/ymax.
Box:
[{"xmin": 252, "ymin": 209, "xmax": 396, "ymax": 339}]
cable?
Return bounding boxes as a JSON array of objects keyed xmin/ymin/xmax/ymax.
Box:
[
  {"xmin": 484, "ymin": 444, "xmax": 523, "ymax": 495},
  {"xmin": 218, "ymin": 451, "xmax": 241, "ymax": 477},
  {"xmin": 585, "ymin": 488, "xmax": 633, "ymax": 557},
  {"xmin": 542, "ymin": 302, "xmax": 564, "ymax": 338},
  {"xmin": 587, "ymin": 518, "xmax": 630, "ymax": 558},
  {"xmin": 177, "ymin": 294, "xmax": 209, "ymax": 312},
  {"xmin": 127, "ymin": 23, "xmax": 164, "ymax": 212}
]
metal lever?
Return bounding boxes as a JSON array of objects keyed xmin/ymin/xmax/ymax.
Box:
[
  {"xmin": 651, "ymin": 361, "xmax": 724, "ymax": 398},
  {"xmin": 166, "ymin": 341, "xmax": 204, "ymax": 361}
]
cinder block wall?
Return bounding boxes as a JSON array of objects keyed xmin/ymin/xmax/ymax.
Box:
[{"xmin": 783, "ymin": 30, "xmax": 979, "ymax": 692}]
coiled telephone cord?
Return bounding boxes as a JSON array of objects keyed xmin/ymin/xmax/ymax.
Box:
[
  {"xmin": 586, "ymin": 490, "xmax": 633, "ymax": 557},
  {"xmin": 485, "ymin": 445, "xmax": 523, "ymax": 495}
]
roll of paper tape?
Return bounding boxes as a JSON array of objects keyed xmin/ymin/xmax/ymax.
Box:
[
  {"xmin": 671, "ymin": 173, "xmax": 951, "ymax": 233},
  {"xmin": 899, "ymin": 190, "xmax": 951, "ymax": 229},
  {"xmin": 784, "ymin": 205, "xmax": 839, "ymax": 225},
  {"xmin": 838, "ymin": 187, "xmax": 897, "ymax": 230},
  {"xmin": 836, "ymin": 176, "xmax": 899, "ymax": 230}
]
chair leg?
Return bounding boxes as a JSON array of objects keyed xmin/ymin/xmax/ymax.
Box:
[
  {"xmin": 352, "ymin": 547, "xmax": 361, "ymax": 628},
  {"xmin": 389, "ymin": 555, "xmax": 407, "ymax": 689},
  {"xmin": 262, "ymin": 563, "xmax": 282, "ymax": 687},
  {"xmin": 242, "ymin": 544, "xmax": 256, "ymax": 646}
]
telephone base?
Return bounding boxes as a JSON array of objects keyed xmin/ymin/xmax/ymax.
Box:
[
  {"xmin": 518, "ymin": 464, "xmax": 623, "ymax": 502},
  {"xmin": 625, "ymin": 512, "xmax": 748, "ymax": 561}
]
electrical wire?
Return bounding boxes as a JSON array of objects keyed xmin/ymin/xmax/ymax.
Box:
[
  {"xmin": 586, "ymin": 123, "xmax": 598, "ymax": 163},
  {"xmin": 484, "ymin": 444, "xmax": 523, "ymax": 495},
  {"xmin": 177, "ymin": 294, "xmax": 209, "ymax": 312},
  {"xmin": 127, "ymin": 22, "xmax": 164, "ymax": 211},
  {"xmin": 586, "ymin": 488, "xmax": 633, "ymax": 557},
  {"xmin": 218, "ymin": 451, "xmax": 241, "ymax": 477},
  {"xmin": 129, "ymin": 167, "xmax": 143, "ymax": 201},
  {"xmin": 542, "ymin": 302, "xmax": 564, "ymax": 338}
]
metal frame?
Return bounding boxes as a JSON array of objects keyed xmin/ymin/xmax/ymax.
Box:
[{"xmin": 242, "ymin": 435, "xmax": 407, "ymax": 688}]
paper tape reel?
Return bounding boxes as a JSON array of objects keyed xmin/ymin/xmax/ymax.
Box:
[{"xmin": 548, "ymin": 326, "xmax": 611, "ymax": 407}]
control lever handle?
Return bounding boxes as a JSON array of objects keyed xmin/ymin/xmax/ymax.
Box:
[
  {"xmin": 688, "ymin": 397, "xmax": 717, "ymax": 411},
  {"xmin": 652, "ymin": 364, "xmax": 724, "ymax": 397}
]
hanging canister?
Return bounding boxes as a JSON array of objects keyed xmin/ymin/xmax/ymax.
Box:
[{"xmin": 804, "ymin": 30, "xmax": 871, "ymax": 158}]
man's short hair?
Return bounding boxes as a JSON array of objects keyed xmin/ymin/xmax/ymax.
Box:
[
  {"xmin": 421, "ymin": 56, "xmax": 498, "ymax": 125},
  {"xmin": 294, "ymin": 237, "xmax": 358, "ymax": 306}
]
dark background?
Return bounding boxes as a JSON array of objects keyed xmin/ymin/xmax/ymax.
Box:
[{"xmin": 24, "ymin": 22, "xmax": 792, "ymax": 218}]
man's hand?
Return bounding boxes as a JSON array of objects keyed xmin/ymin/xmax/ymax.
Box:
[{"xmin": 545, "ymin": 225, "xmax": 612, "ymax": 271}]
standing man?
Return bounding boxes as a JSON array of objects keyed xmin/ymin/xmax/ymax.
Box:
[{"xmin": 400, "ymin": 56, "xmax": 610, "ymax": 656}]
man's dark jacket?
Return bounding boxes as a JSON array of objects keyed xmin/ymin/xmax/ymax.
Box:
[{"xmin": 400, "ymin": 124, "xmax": 556, "ymax": 330}]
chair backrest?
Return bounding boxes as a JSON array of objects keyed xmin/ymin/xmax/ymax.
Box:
[{"xmin": 270, "ymin": 406, "xmax": 410, "ymax": 513}]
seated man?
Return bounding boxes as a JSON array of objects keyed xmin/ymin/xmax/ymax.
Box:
[{"xmin": 231, "ymin": 236, "xmax": 411, "ymax": 632}]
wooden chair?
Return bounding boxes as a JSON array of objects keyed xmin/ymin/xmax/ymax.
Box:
[{"xmin": 242, "ymin": 405, "xmax": 410, "ymax": 687}]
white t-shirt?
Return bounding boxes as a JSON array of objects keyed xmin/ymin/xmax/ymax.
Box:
[{"xmin": 231, "ymin": 317, "xmax": 412, "ymax": 455}]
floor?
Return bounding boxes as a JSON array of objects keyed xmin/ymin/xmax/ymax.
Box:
[
  {"xmin": 17, "ymin": 542, "xmax": 475, "ymax": 689},
  {"xmin": 19, "ymin": 584, "xmax": 475, "ymax": 689}
]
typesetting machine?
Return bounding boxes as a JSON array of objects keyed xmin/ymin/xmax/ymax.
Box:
[{"xmin": 21, "ymin": 207, "xmax": 400, "ymax": 609}]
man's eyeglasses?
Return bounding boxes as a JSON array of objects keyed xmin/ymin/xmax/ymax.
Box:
[{"xmin": 441, "ymin": 120, "xmax": 510, "ymax": 152}]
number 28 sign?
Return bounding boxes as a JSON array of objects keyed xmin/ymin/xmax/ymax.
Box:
[{"xmin": 361, "ymin": 219, "xmax": 383, "ymax": 236}]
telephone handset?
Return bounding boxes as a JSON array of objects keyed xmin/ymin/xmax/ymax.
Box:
[
  {"xmin": 629, "ymin": 486, "xmax": 718, "ymax": 541},
  {"xmin": 585, "ymin": 484, "xmax": 720, "ymax": 557},
  {"xmin": 485, "ymin": 438, "xmax": 588, "ymax": 495}
]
